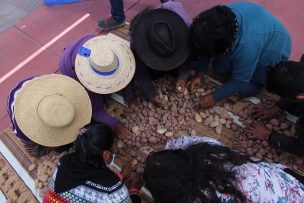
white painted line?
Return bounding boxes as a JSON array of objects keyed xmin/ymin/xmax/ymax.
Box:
[
  {"xmin": 248, "ymin": 97, "xmax": 260, "ymax": 105},
  {"xmin": 0, "ymin": 190, "xmax": 6, "ymax": 202},
  {"xmin": 0, "ymin": 140, "xmax": 41, "ymax": 202},
  {"xmin": 206, "ymin": 76, "xmax": 222, "ymax": 85},
  {"xmin": 0, "ymin": 13, "xmax": 91, "ymax": 84},
  {"xmin": 111, "ymin": 93, "xmax": 128, "ymax": 107},
  {"xmin": 227, "ymin": 112, "xmax": 245, "ymax": 128},
  {"xmin": 141, "ymin": 187, "xmax": 153, "ymax": 199},
  {"xmin": 285, "ymin": 112, "xmax": 299, "ymax": 123}
]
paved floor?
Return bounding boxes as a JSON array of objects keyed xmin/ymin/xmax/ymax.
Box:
[
  {"xmin": 0, "ymin": 0, "xmax": 304, "ymax": 130},
  {"xmin": 0, "ymin": 0, "xmax": 42, "ymax": 32}
]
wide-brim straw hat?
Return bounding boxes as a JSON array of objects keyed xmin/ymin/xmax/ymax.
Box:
[
  {"xmin": 132, "ymin": 8, "xmax": 190, "ymax": 71},
  {"xmin": 75, "ymin": 35, "xmax": 136, "ymax": 94},
  {"xmin": 14, "ymin": 74, "xmax": 92, "ymax": 147}
]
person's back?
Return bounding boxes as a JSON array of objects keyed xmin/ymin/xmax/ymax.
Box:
[
  {"xmin": 44, "ymin": 124, "xmax": 142, "ymax": 203},
  {"xmin": 228, "ymin": 2, "xmax": 291, "ymax": 69},
  {"xmin": 189, "ymin": 3, "xmax": 291, "ymax": 107},
  {"xmin": 45, "ymin": 161, "xmax": 130, "ymax": 203}
]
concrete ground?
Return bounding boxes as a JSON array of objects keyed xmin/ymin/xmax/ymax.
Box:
[
  {"xmin": 0, "ymin": 0, "xmax": 304, "ymax": 130},
  {"xmin": 0, "ymin": 0, "xmax": 42, "ymax": 32}
]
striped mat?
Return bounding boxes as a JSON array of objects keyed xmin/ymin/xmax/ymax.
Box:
[{"xmin": 0, "ymin": 151, "xmax": 38, "ymax": 202}]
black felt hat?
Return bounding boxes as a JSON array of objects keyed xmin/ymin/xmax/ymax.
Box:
[{"xmin": 132, "ymin": 8, "xmax": 190, "ymax": 71}]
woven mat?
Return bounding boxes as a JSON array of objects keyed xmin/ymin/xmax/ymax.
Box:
[
  {"xmin": 0, "ymin": 152, "xmax": 38, "ymax": 202},
  {"xmin": 0, "ymin": 127, "xmax": 58, "ymax": 180}
]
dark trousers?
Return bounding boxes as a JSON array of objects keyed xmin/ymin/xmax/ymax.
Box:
[{"xmin": 110, "ymin": 0, "xmax": 125, "ymax": 22}]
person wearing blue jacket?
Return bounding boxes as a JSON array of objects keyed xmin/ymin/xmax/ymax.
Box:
[{"xmin": 188, "ymin": 2, "xmax": 291, "ymax": 108}]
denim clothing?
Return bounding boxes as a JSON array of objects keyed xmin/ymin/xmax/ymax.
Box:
[{"xmin": 110, "ymin": 0, "xmax": 125, "ymax": 22}]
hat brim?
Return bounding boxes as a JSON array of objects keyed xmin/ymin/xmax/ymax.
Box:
[
  {"xmin": 75, "ymin": 35, "xmax": 136, "ymax": 94},
  {"xmin": 14, "ymin": 74, "xmax": 92, "ymax": 147},
  {"xmin": 132, "ymin": 9, "xmax": 190, "ymax": 71}
]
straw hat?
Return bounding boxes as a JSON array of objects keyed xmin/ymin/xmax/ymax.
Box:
[
  {"xmin": 75, "ymin": 35, "xmax": 136, "ymax": 94},
  {"xmin": 14, "ymin": 74, "xmax": 92, "ymax": 147}
]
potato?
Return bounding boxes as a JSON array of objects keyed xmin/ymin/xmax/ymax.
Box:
[
  {"xmin": 210, "ymin": 121, "xmax": 219, "ymax": 128},
  {"xmin": 270, "ymin": 119, "xmax": 280, "ymax": 127},
  {"xmin": 165, "ymin": 132, "xmax": 174, "ymax": 138},
  {"xmin": 28, "ymin": 164, "xmax": 37, "ymax": 172}
]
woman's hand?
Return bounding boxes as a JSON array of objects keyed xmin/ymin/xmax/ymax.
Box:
[
  {"xmin": 152, "ymin": 95, "xmax": 166, "ymax": 107},
  {"xmin": 245, "ymin": 123, "xmax": 272, "ymax": 141},
  {"xmin": 121, "ymin": 161, "xmax": 134, "ymax": 179},
  {"xmin": 176, "ymin": 79, "xmax": 187, "ymax": 93},
  {"xmin": 115, "ymin": 123, "xmax": 131, "ymax": 138},
  {"xmin": 200, "ymin": 93, "xmax": 216, "ymax": 108},
  {"xmin": 248, "ymin": 105, "xmax": 281, "ymax": 120},
  {"xmin": 129, "ymin": 175, "xmax": 143, "ymax": 189},
  {"xmin": 187, "ymin": 73, "xmax": 204, "ymax": 93}
]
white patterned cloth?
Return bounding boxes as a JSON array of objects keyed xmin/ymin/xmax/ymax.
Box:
[
  {"xmin": 165, "ymin": 136, "xmax": 304, "ymax": 203},
  {"xmin": 165, "ymin": 135, "xmax": 223, "ymax": 150},
  {"xmin": 46, "ymin": 166, "xmax": 131, "ymax": 203}
]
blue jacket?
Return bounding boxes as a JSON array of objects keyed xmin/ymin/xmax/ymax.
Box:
[{"xmin": 197, "ymin": 2, "xmax": 291, "ymax": 101}]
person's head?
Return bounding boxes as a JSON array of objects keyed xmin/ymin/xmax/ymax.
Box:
[
  {"xmin": 267, "ymin": 61, "xmax": 304, "ymax": 102},
  {"xmin": 74, "ymin": 123, "xmax": 116, "ymax": 168},
  {"xmin": 143, "ymin": 143, "xmax": 250, "ymax": 203},
  {"xmin": 190, "ymin": 5, "xmax": 237, "ymax": 57},
  {"xmin": 143, "ymin": 150, "xmax": 192, "ymax": 203},
  {"xmin": 130, "ymin": 8, "xmax": 190, "ymax": 71}
]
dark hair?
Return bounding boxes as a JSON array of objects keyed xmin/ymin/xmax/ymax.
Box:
[
  {"xmin": 74, "ymin": 123, "xmax": 116, "ymax": 168},
  {"xmin": 266, "ymin": 61, "xmax": 304, "ymax": 99},
  {"xmin": 190, "ymin": 5, "xmax": 236, "ymax": 57},
  {"xmin": 143, "ymin": 143, "xmax": 256, "ymax": 203}
]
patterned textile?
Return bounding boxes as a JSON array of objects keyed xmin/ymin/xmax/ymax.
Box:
[
  {"xmin": 165, "ymin": 136, "xmax": 304, "ymax": 203},
  {"xmin": 44, "ymin": 166, "xmax": 131, "ymax": 203},
  {"xmin": 7, "ymin": 77, "xmax": 35, "ymax": 140},
  {"xmin": 165, "ymin": 135, "xmax": 223, "ymax": 150}
]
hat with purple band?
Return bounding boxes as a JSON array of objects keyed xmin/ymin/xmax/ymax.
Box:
[{"xmin": 75, "ymin": 35, "xmax": 136, "ymax": 94}]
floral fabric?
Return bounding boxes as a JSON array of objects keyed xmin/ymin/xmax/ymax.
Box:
[{"xmin": 165, "ymin": 136, "xmax": 304, "ymax": 203}]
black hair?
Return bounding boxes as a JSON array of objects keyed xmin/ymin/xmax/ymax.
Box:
[
  {"xmin": 74, "ymin": 123, "xmax": 116, "ymax": 168},
  {"xmin": 266, "ymin": 61, "xmax": 304, "ymax": 99},
  {"xmin": 190, "ymin": 5, "xmax": 236, "ymax": 57},
  {"xmin": 143, "ymin": 143, "xmax": 256, "ymax": 203}
]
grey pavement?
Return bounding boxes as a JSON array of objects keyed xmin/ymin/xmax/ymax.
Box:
[{"xmin": 0, "ymin": 0, "xmax": 42, "ymax": 32}]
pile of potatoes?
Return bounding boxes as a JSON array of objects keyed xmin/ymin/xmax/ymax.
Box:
[
  {"xmin": 232, "ymin": 102, "xmax": 303, "ymax": 170},
  {"xmin": 122, "ymin": 76, "xmax": 203, "ymax": 148},
  {"xmin": 194, "ymin": 104, "xmax": 238, "ymax": 135},
  {"xmin": 120, "ymin": 76, "xmax": 304, "ymax": 173},
  {"xmin": 0, "ymin": 158, "xmax": 36, "ymax": 203}
]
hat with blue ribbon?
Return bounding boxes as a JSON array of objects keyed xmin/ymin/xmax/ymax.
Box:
[{"xmin": 75, "ymin": 35, "xmax": 136, "ymax": 94}]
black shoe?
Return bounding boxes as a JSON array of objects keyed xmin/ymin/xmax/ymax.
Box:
[{"xmin": 301, "ymin": 54, "xmax": 304, "ymax": 63}]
